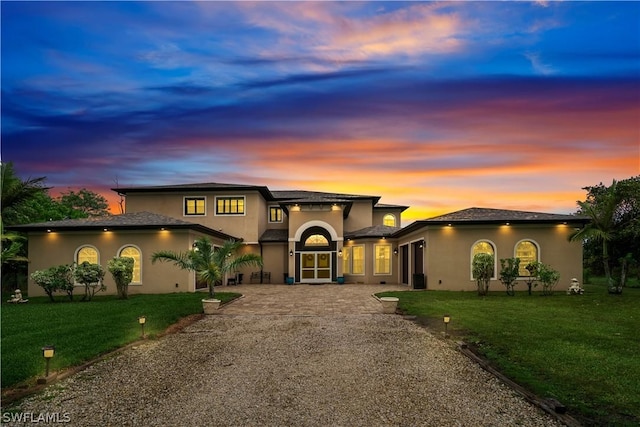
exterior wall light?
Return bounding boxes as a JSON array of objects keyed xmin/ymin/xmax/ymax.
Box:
[
  {"xmin": 338, "ymin": 250, "xmax": 342, "ymax": 257},
  {"xmin": 393, "ymin": 248, "xmax": 398, "ymax": 255},
  {"xmin": 289, "ymin": 250, "xmax": 293, "ymax": 257},
  {"xmin": 138, "ymin": 316, "xmax": 146, "ymax": 338},
  {"xmin": 443, "ymin": 314, "xmax": 451, "ymax": 338}
]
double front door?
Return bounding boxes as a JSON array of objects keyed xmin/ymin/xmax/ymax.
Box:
[{"xmin": 301, "ymin": 252, "xmax": 331, "ymax": 282}]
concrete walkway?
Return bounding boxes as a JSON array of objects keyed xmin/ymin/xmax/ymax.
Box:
[{"xmin": 219, "ymin": 283, "xmax": 407, "ymax": 315}]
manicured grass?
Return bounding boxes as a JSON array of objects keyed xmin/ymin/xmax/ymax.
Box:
[
  {"xmin": 1, "ymin": 292, "xmax": 240, "ymax": 389},
  {"xmin": 377, "ymin": 285, "xmax": 640, "ymax": 426}
]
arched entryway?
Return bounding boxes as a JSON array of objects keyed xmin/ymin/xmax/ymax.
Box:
[{"xmin": 294, "ymin": 225, "xmax": 338, "ymax": 283}]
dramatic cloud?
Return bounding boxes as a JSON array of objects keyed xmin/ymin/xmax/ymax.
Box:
[{"xmin": 2, "ymin": 1, "xmax": 638, "ymax": 223}]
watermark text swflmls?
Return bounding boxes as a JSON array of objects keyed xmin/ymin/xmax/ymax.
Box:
[{"xmin": 1, "ymin": 412, "xmax": 71, "ymax": 424}]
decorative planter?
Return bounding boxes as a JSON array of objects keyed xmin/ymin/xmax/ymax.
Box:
[
  {"xmin": 286, "ymin": 277, "xmax": 295, "ymax": 285},
  {"xmin": 202, "ymin": 298, "xmax": 222, "ymax": 314},
  {"xmin": 337, "ymin": 277, "xmax": 345, "ymax": 285},
  {"xmin": 379, "ymin": 297, "xmax": 399, "ymax": 314}
]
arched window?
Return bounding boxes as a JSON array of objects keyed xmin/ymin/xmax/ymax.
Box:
[
  {"xmin": 119, "ymin": 245, "xmax": 142, "ymax": 283},
  {"xmin": 304, "ymin": 234, "xmax": 329, "ymax": 246},
  {"xmin": 515, "ymin": 240, "xmax": 539, "ymax": 276},
  {"xmin": 472, "ymin": 241, "xmax": 494, "ymax": 257},
  {"xmin": 383, "ymin": 214, "xmax": 396, "ymax": 227},
  {"xmin": 76, "ymin": 245, "xmax": 99, "ymax": 265},
  {"xmin": 471, "ymin": 240, "xmax": 496, "ymax": 279}
]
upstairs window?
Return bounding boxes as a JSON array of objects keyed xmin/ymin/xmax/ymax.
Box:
[
  {"xmin": 216, "ymin": 196, "xmax": 245, "ymax": 215},
  {"xmin": 184, "ymin": 197, "xmax": 206, "ymax": 216},
  {"xmin": 269, "ymin": 206, "xmax": 283, "ymax": 223},
  {"xmin": 383, "ymin": 214, "xmax": 396, "ymax": 227}
]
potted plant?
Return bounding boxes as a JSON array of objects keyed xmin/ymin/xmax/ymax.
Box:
[{"xmin": 152, "ymin": 238, "xmax": 263, "ymax": 314}]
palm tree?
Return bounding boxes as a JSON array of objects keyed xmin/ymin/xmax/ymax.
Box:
[
  {"xmin": 151, "ymin": 238, "xmax": 263, "ymax": 299},
  {"xmin": 1, "ymin": 162, "xmax": 47, "ymax": 225},
  {"xmin": 569, "ymin": 180, "xmax": 621, "ymax": 292}
]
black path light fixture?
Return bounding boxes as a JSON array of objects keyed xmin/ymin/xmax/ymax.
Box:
[
  {"xmin": 38, "ymin": 345, "xmax": 55, "ymax": 384},
  {"xmin": 443, "ymin": 314, "xmax": 451, "ymax": 338},
  {"xmin": 138, "ymin": 315, "xmax": 147, "ymax": 339}
]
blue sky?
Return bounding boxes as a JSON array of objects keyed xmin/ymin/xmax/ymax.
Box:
[{"xmin": 2, "ymin": 1, "xmax": 639, "ymax": 222}]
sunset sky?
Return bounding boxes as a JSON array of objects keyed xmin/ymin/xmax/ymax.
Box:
[{"xmin": 2, "ymin": 1, "xmax": 639, "ymax": 224}]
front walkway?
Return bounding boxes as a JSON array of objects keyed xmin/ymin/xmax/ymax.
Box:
[{"xmin": 219, "ymin": 283, "xmax": 407, "ymax": 315}]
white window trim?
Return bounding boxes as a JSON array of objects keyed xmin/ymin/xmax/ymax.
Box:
[
  {"xmin": 183, "ymin": 196, "xmax": 207, "ymax": 217},
  {"xmin": 117, "ymin": 244, "xmax": 143, "ymax": 285},
  {"xmin": 469, "ymin": 239, "xmax": 497, "ymax": 281},
  {"xmin": 268, "ymin": 206, "xmax": 283, "ymax": 223},
  {"xmin": 214, "ymin": 195, "xmax": 246, "ymax": 216},
  {"xmin": 373, "ymin": 243, "xmax": 392, "ymax": 275}
]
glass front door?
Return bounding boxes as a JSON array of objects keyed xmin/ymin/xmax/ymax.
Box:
[{"xmin": 301, "ymin": 252, "xmax": 332, "ymax": 282}]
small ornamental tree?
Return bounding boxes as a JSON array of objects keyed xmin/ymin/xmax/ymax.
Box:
[
  {"xmin": 472, "ymin": 253, "xmax": 494, "ymax": 296},
  {"xmin": 538, "ymin": 263, "xmax": 560, "ymax": 296},
  {"xmin": 30, "ymin": 264, "xmax": 74, "ymax": 302},
  {"xmin": 74, "ymin": 261, "xmax": 106, "ymax": 301},
  {"xmin": 108, "ymin": 256, "xmax": 134, "ymax": 299},
  {"xmin": 524, "ymin": 261, "xmax": 540, "ymax": 295},
  {"xmin": 499, "ymin": 257, "xmax": 520, "ymax": 296}
]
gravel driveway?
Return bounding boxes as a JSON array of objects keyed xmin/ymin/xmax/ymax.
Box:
[{"xmin": 5, "ymin": 304, "xmax": 562, "ymax": 426}]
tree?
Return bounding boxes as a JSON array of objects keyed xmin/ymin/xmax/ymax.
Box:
[
  {"xmin": 472, "ymin": 253, "xmax": 494, "ymax": 296},
  {"xmin": 1, "ymin": 162, "xmax": 47, "ymax": 225},
  {"xmin": 499, "ymin": 257, "xmax": 520, "ymax": 296},
  {"xmin": 56, "ymin": 189, "xmax": 110, "ymax": 218},
  {"xmin": 108, "ymin": 257, "xmax": 134, "ymax": 299},
  {"xmin": 74, "ymin": 262, "xmax": 106, "ymax": 301},
  {"xmin": 152, "ymin": 238, "xmax": 263, "ymax": 299},
  {"xmin": 571, "ymin": 177, "xmax": 640, "ymax": 294}
]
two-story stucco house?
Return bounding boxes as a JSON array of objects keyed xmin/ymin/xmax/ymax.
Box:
[{"xmin": 10, "ymin": 182, "xmax": 588, "ymax": 296}]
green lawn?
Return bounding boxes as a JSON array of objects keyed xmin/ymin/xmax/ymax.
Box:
[
  {"xmin": 377, "ymin": 284, "xmax": 640, "ymax": 426},
  {"xmin": 1, "ymin": 292, "xmax": 240, "ymax": 389}
]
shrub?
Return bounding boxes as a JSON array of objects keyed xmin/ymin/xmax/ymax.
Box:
[
  {"xmin": 472, "ymin": 253, "xmax": 494, "ymax": 296},
  {"xmin": 30, "ymin": 264, "xmax": 74, "ymax": 302},
  {"xmin": 107, "ymin": 257, "xmax": 134, "ymax": 300},
  {"xmin": 524, "ymin": 261, "xmax": 540, "ymax": 295},
  {"xmin": 538, "ymin": 263, "xmax": 560, "ymax": 296},
  {"xmin": 499, "ymin": 257, "xmax": 520, "ymax": 296},
  {"xmin": 74, "ymin": 261, "xmax": 106, "ymax": 301}
]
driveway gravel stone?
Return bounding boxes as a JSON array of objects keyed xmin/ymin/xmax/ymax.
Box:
[{"xmin": 4, "ymin": 285, "xmax": 563, "ymax": 426}]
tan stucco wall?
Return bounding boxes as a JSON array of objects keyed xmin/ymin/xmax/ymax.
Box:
[
  {"xmin": 419, "ymin": 223, "xmax": 583, "ymax": 292},
  {"xmin": 261, "ymin": 243, "xmax": 288, "ymax": 283},
  {"xmin": 124, "ymin": 191, "xmax": 265, "ymax": 242},
  {"xmin": 25, "ymin": 229, "xmax": 226, "ymax": 297},
  {"xmin": 287, "ymin": 207, "xmax": 345, "ymax": 240},
  {"xmin": 344, "ymin": 200, "xmax": 374, "ymax": 231}
]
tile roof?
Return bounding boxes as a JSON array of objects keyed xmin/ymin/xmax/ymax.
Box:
[
  {"xmin": 259, "ymin": 229, "xmax": 289, "ymax": 242},
  {"xmin": 426, "ymin": 207, "xmax": 586, "ymax": 222},
  {"xmin": 345, "ymin": 225, "xmax": 401, "ymax": 239},
  {"xmin": 394, "ymin": 207, "xmax": 589, "ymax": 236},
  {"xmin": 271, "ymin": 190, "xmax": 380, "ymax": 203},
  {"xmin": 6, "ymin": 211, "xmax": 238, "ymax": 240}
]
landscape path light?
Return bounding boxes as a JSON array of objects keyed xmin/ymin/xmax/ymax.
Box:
[
  {"xmin": 443, "ymin": 314, "xmax": 451, "ymax": 338},
  {"xmin": 138, "ymin": 315, "xmax": 146, "ymax": 339},
  {"xmin": 38, "ymin": 345, "xmax": 55, "ymax": 384}
]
